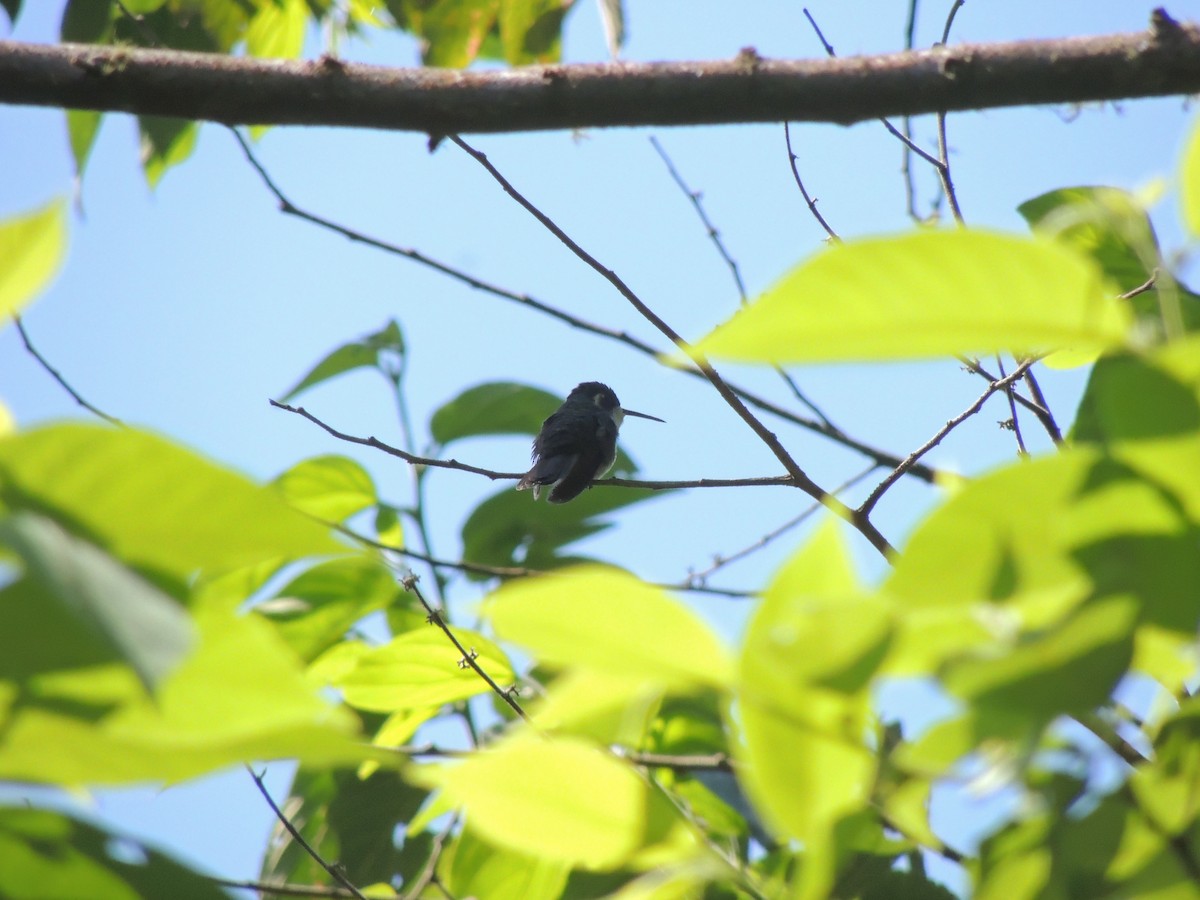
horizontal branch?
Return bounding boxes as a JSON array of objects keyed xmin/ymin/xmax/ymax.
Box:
[{"xmin": 1, "ymin": 13, "xmax": 1197, "ymax": 132}]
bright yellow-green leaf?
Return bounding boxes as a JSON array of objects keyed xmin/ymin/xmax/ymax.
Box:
[
  {"xmin": 882, "ymin": 777, "xmax": 942, "ymax": 849},
  {"xmin": 414, "ymin": 734, "xmax": 697, "ymax": 870},
  {"xmin": 734, "ymin": 522, "xmax": 876, "ymax": 847},
  {"xmin": 440, "ymin": 826, "xmax": 570, "ymax": 900},
  {"xmin": 694, "ymin": 230, "xmax": 1127, "ymax": 363},
  {"xmin": 0, "ymin": 198, "xmax": 67, "ymax": 320},
  {"xmin": 0, "ymin": 600, "xmax": 364, "ymax": 785},
  {"xmin": 485, "ymin": 566, "xmax": 732, "ymax": 688},
  {"xmin": 1131, "ymin": 698, "xmax": 1200, "ymax": 833},
  {"xmin": 273, "ymin": 454, "xmax": 378, "ymax": 522},
  {"xmin": 1181, "ymin": 116, "xmax": 1200, "ymax": 237},
  {"xmin": 0, "ymin": 401, "xmax": 13, "ymax": 438},
  {"xmin": 245, "ymin": 0, "xmax": 307, "ymax": 58},
  {"xmin": 335, "ymin": 627, "xmax": 514, "ymax": 712},
  {"xmin": 531, "ymin": 669, "xmax": 663, "ymax": 744},
  {"xmin": 0, "ymin": 424, "xmax": 343, "ymax": 581}
]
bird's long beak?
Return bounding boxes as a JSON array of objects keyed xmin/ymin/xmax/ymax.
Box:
[{"xmin": 623, "ymin": 408, "xmax": 665, "ymax": 423}]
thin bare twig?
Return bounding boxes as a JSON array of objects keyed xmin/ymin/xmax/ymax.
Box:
[
  {"xmin": 934, "ymin": 0, "xmax": 968, "ymax": 223},
  {"xmin": 233, "ymin": 131, "xmax": 937, "ymax": 483},
  {"xmin": 901, "ymin": 0, "xmax": 922, "ymax": 220},
  {"xmin": 448, "ymin": 135, "xmax": 897, "ymax": 560},
  {"xmin": 247, "ymin": 767, "xmax": 369, "ymax": 900},
  {"xmin": 14, "ymin": 316, "xmax": 124, "ymax": 426},
  {"xmin": 649, "ymin": 136, "xmax": 748, "ymax": 303},
  {"xmin": 652, "ymin": 132, "xmax": 839, "ymax": 430},
  {"xmin": 994, "ymin": 355, "xmax": 1029, "ymax": 455},
  {"xmin": 783, "ymin": 121, "xmax": 841, "ymax": 244},
  {"xmin": 400, "ymin": 816, "xmax": 457, "ymax": 900},
  {"xmin": 800, "ymin": 8, "xmax": 945, "ymax": 170},
  {"xmin": 399, "ymin": 572, "xmax": 530, "ymax": 722},
  {"xmin": 859, "ymin": 359, "xmax": 1037, "ymax": 515},
  {"xmin": 1119, "ymin": 270, "xmax": 1159, "ymax": 299}
]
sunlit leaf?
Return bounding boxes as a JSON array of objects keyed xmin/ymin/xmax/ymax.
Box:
[
  {"xmin": 499, "ymin": 0, "xmax": 571, "ymax": 64},
  {"xmin": 0, "ymin": 425, "xmax": 342, "ymax": 584},
  {"xmin": 1, "ymin": 513, "xmax": 194, "ymax": 694},
  {"xmin": 335, "ymin": 626, "xmax": 514, "ymax": 712},
  {"xmin": 485, "ymin": 566, "xmax": 733, "ymax": 688},
  {"xmin": 274, "ymin": 454, "xmax": 378, "ymax": 522},
  {"xmin": 0, "ymin": 597, "xmax": 364, "ymax": 785},
  {"xmin": 735, "ymin": 522, "xmax": 877, "ymax": 852},
  {"xmin": 0, "ymin": 198, "xmax": 67, "ymax": 320},
  {"xmin": 694, "ymin": 230, "xmax": 1127, "ymax": 363},
  {"xmin": 390, "ymin": 0, "xmax": 501, "ymax": 68},
  {"xmin": 942, "ymin": 596, "xmax": 1137, "ymax": 739},
  {"xmin": 414, "ymin": 734, "xmax": 697, "ymax": 869},
  {"xmin": 440, "ymin": 826, "xmax": 570, "ymax": 900},
  {"xmin": 281, "ymin": 320, "xmax": 405, "ymax": 401},
  {"xmin": 245, "ymin": 0, "xmax": 307, "ymax": 58},
  {"xmin": 139, "ymin": 117, "xmax": 198, "ymax": 188},
  {"xmin": 1182, "ymin": 115, "xmax": 1200, "ymax": 238},
  {"xmin": 1018, "ymin": 187, "xmax": 1160, "ymax": 293},
  {"xmin": 1131, "ymin": 697, "xmax": 1200, "ymax": 833},
  {"xmin": 256, "ymin": 556, "xmax": 398, "ymax": 662},
  {"xmin": 0, "ymin": 807, "xmax": 230, "ymax": 900},
  {"xmin": 430, "ymin": 381, "xmax": 560, "ymax": 445}
]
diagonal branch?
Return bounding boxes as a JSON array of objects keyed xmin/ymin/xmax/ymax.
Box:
[
  {"xmin": 1, "ymin": 16, "xmax": 1197, "ymax": 131},
  {"xmin": 450, "ymin": 135, "xmax": 896, "ymax": 559}
]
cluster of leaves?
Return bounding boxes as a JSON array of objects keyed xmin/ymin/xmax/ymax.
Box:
[{"xmin": 5, "ymin": 133, "xmax": 1200, "ymax": 898}]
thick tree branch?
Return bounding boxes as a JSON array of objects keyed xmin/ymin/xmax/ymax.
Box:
[{"xmin": 0, "ymin": 15, "xmax": 1197, "ymax": 132}]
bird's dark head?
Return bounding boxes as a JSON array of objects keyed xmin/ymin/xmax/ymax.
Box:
[{"xmin": 566, "ymin": 381, "xmax": 620, "ymax": 412}]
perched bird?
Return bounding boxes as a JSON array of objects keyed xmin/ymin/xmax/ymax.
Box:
[{"xmin": 517, "ymin": 381, "xmax": 664, "ymax": 504}]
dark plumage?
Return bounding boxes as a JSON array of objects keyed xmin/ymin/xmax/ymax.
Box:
[{"xmin": 517, "ymin": 382, "xmax": 663, "ymax": 504}]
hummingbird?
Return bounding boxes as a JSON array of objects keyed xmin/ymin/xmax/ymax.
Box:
[{"xmin": 517, "ymin": 381, "xmax": 664, "ymax": 504}]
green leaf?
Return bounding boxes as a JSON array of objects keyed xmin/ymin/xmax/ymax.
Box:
[
  {"xmin": 0, "ymin": 198, "xmax": 68, "ymax": 320},
  {"xmin": 388, "ymin": 0, "xmax": 501, "ymax": 68},
  {"xmin": 259, "ymin": 766, "xmax": 427, "ymax": 889},
  {"xmin": 1182, "ymin": 115, "xmax": 1200, "ymax": 238},
  {"xmin": 440, "ymin": 826, "xmax": 570, "ymax": 900},
  {"xmin": 0, "ymin": 806, "xmax": 231, "ymax": 900},
  {"xmin": 485, "ymin": 566, "xmax": 733, "ymax": 688},
  {"xmin": 734, "ymin": 522, "xmax": 877, "ymax": 852},
  {"xmin": 245, "ymin": 0, "xmax": 307, "ymax": 58},
  {"xmin": 461, "ymin": 477, "xmax": 655, "ymax": 575},
  {"xmin": 414, "ymin": 734, "xmax": 698, "ymax": 869},
  {"xmin": 67, "ymin": 110, "xmax": 103, "ymax": 183},
  {"xmin": 0, "ymin": 595, "xmax": 364, "ymax": 785},
  {"xmin": 430, "ymin": 381, "xmax": 560, "ymax": 445},
  {"xmin": 694, "ymin": 229, "xmax": 1127, "ymax": 363},
  {"xmin": 60, "ymin": 0, "xmax": 113, "ymax": 43},
  {"xmin": 1, "ymin": 0, "xmax": 20, "ymax": 26},
  {"xmin": 274, "ymin": 454, "xmax": 378, "ymax": 522},
  {"xmin": 1073, "ymin": 352, "xmax": 1200, "ymax": 445},
  {"xmin": 335, "ymin": 626, "xmax": 514, "ymax": 712},
  {"xmin": 1017, "ymin": 187, "xmax": 1160, "ymax": 294},
  {"xmin": 529, "ymin": 668, "xmax": 662, "ymax": 744},
  {"xmin": 1, "ymin": 513, "xmax": 195, "ymax": 694},
  {"xmin": 281, "ymin": 320, "xmax": 405, "ymax": 401},
  {"xmin": 1131, "ymin": 697, "xmax": 1200, "ymax": 833},
  {"xmin": 139, "ymin": 116, "xmax": 198, "ymax": 188},
  {"xmin": 942, "ymin": 596, "xmax": 1137, "ymax": 739},
  {"xmin": 256, "ymin": 556, "xmax": 398, "ymax": 662},
  {"xmin": 0, "ymin": 424, "xmax": 342, "ymax": 583},
  {"xmin": 499, "ymin": 0, "xmax": 571, "ymax": 64}
]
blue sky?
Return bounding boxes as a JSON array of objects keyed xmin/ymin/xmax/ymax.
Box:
[{"xmin": 2, "ymin": 0, "xmax": 1196, "ymax": 893}]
